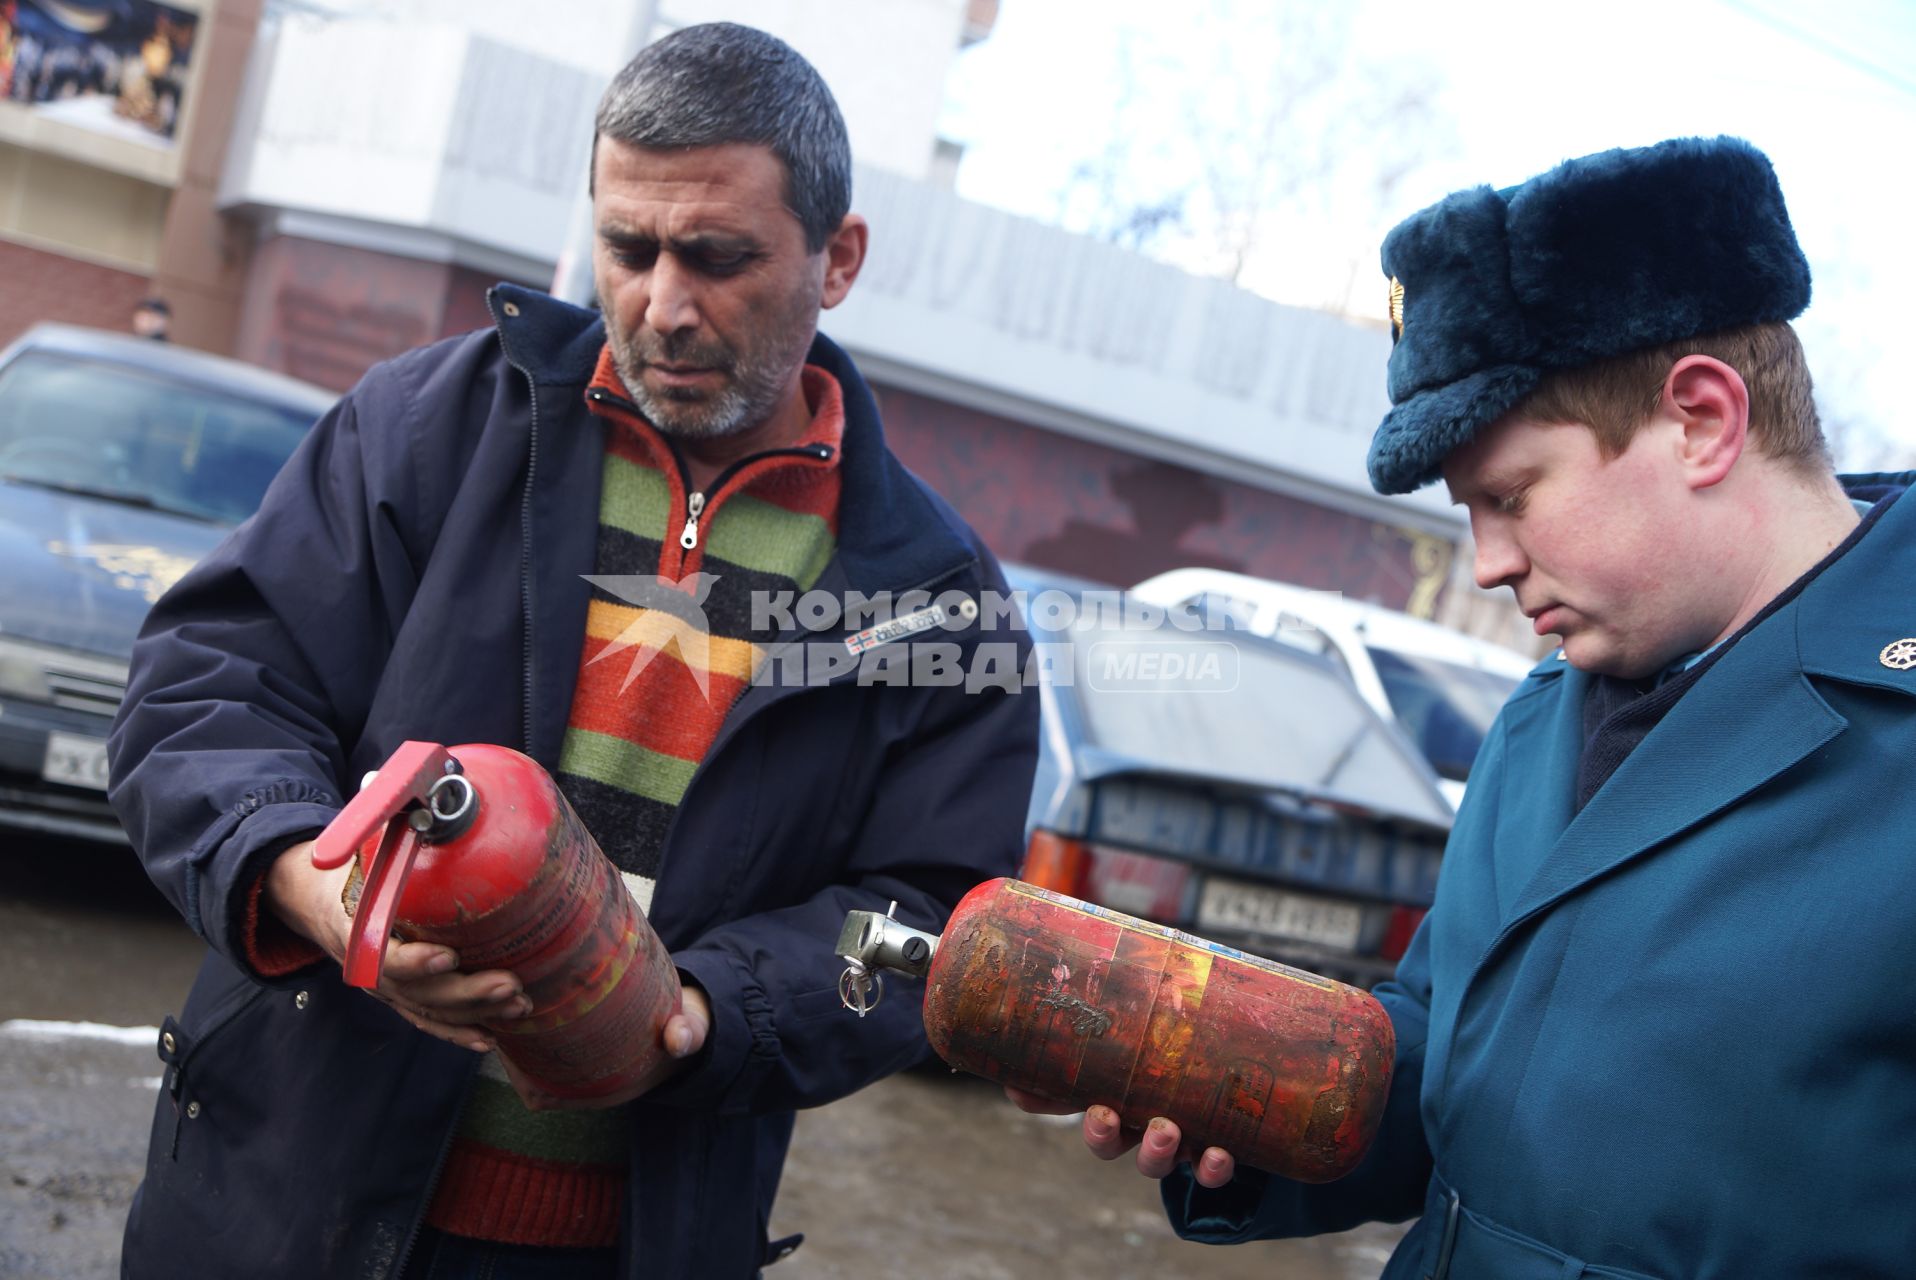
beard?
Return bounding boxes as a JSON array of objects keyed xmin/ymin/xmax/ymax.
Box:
[{"xmin": 605, "ymin": 292, "xmax": 819, "ymax": 442}]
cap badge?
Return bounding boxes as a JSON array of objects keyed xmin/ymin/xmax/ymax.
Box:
[
  {"xmin": 1880, "ymin": 639, "xmax": 1916, "ymax": 670},
  {"xmin": 1388, "ymin": 277, "xmax": 1406, "ymax": 341}
]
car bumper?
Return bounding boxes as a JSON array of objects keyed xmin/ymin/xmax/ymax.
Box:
[
  {"xmin": 0, "ymin": 695, "xmax": 125, "ymax": 844},
  {"xmin": 1195, "ymin": 924, "xmax": 1403, "ymax": 989}
]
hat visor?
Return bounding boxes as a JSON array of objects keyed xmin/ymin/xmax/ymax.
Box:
[{"xmin": 1367, "ymin": 363, "xmax": 1543, "ymax": 495}]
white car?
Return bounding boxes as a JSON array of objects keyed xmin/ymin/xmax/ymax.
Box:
[
  {"xmin": 1007, "ymin": 564, "xmax": 1453, "ymax": 987},
  {"xmin": 1128, "ymin": 568, "xmax": 1536, "ymax": 811}
]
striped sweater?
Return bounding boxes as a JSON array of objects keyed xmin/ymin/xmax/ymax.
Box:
[{"xmin": 423, "ymin": 349, "xmax": 845, "ymax": 1246}]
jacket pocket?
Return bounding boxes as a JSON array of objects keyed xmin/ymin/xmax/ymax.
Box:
[
  {"xmin": 153, "ymin": 972, "xmax": 270, "ymax": 1160},
  {"xmin": 1459, "ymin": 1201, "xmax": 1663, "ymax": 1280}
]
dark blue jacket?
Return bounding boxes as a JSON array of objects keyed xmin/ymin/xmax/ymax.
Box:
[
  {"xmin": 1162, "ymin": 476, "xmax": 1916, "ymax": 1278},
  {"xmin": 107, "ymin": 285, "xmax": 1038, "ymax": 1279}
]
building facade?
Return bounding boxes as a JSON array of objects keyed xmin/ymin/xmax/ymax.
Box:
[
  {"xmin": 0, "ymin": 0, "xmax": 1526, "ymax": 645},
  {"xmin": 1, "ymin": 0, "xmax": 264, "ymax": 351}
]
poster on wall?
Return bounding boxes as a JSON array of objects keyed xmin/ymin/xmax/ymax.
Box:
[{"xmin": 0, "ymin": 0, "xmax": 199, "ymax": 147}]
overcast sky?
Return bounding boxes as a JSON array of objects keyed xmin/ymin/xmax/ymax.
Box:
[{"xmin": 942, "ymin": 0, "xmax": 1916, "ymax": 469}]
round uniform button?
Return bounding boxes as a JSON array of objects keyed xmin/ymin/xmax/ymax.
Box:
[
  {"xmin": 162, "ymin": 1031, "xmax": 176, "ymax": 1054},
  {"xmin": 186, "ymin": 1101, "xmax": 201, "ymax": 1119},
  {"xmin": 295, "ymin": 991, "xmax": 309, "ymax": 1009},
  {"xmin": 503, "ymin": 301, "xmax": 522, "ymax": 318}
]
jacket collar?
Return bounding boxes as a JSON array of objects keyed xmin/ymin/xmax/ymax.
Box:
[
  {"xmin": 486, "ymin": 282, "xmax": 977, "ymax": 597},
  {"xmin": 1480, "ymin": 469, "xmax": 1916, "ymax": 951},
  {"xmin": 489, "ymin": 282, "xmax": 606, "ymax": 387},
  {"xmin": 1798, "ymin": 471, "xmax": 1916, "ymax": 690}
]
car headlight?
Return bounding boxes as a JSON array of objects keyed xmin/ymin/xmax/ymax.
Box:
[
  {"xmin": 0, "ymin": 635, "xmax": 128, "ymax": 709},
  {"xmin": 0, "ymin": 640, "xmax": 52, "ymax": 701}
]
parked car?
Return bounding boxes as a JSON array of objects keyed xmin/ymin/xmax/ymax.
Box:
[
  {"xmin": 1009, "ymin": 565, "xmax": 1453, "ymax": 987},
  {"xmin": 0, "ymin": 324, "xmax": 333, "ymax": 844},
  {"xmin": 1128, "ymin": 567, "xmax": 1535, "ymax": 810}
]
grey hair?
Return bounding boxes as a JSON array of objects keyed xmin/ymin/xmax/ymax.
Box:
[{"xmin": 592, "ymin": 23, "xmax": 852, "ymax": 253}]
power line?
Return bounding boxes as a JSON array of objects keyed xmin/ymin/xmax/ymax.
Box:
[{"xmin": 1715, "ymin": 0, "xmax": 1916, "ymax": 98}]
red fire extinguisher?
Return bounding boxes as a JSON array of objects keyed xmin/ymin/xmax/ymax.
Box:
[
  {"xmin": 312, "ymin": 740, "xmax": 681, "ymax": 1102},
  {"xmin": 835, "ymin": 878, "xmax": 1393, "ymax": 1182}
]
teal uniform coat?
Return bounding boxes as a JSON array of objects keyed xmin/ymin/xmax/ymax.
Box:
[{"xmin": 1165, "ymin": 474, "xmax": 1916, "ymax": 1278}]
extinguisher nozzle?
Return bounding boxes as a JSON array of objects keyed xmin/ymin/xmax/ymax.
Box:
[{"xmin": 833, "ymin": 906, "xmax": 940, "ymax": 981}]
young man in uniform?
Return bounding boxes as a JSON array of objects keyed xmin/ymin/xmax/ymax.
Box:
[{"xmin": 1024, "ymin": 135, "xmax": 1916, "ymax": 1278}]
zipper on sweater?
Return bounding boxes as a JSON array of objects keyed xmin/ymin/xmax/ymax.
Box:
[
  {"xmin": 679, "ymin": 490, "xmax": 705, "ymax": 550},
  {"xmin": 586, "ymin": 386, "xmax": 834, "ymax": 554}
]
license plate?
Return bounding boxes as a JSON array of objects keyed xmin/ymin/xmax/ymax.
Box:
[
  {"xmin": 1196, "ymin": 878, "xmax": 1363, "ymax": 953},
  {"xmin": 43, "ymin": 732, "xmax": 111, "ymax": 791}
]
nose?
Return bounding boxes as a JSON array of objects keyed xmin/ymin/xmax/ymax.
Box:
[
  {"xmin": 1470, "ymin": 516, "xmax": 1528, "ymax": 591},
  {"xmin": 643, "ymin": 255, "xmax": 700, "ymax": 336}
]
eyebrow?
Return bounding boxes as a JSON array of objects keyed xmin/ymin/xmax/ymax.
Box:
[
  {"xmin": 1446, "ymin": 463, "xmax": 1532, "ymax": 506},
  {"xmin": 599, "ymin": 227, "xmax": 758, "ymax": 254}
]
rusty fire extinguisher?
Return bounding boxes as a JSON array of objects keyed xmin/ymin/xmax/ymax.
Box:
[
  {"xmin": 312, "ymin": 740, "xmax": 681, "ymax": 1102},
  {"xmin": 835, "ymin": 878, "xmax": 1393, "ymax": 1182}
]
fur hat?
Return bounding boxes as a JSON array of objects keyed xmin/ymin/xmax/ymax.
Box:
[{"xmin": 1366, "ymin": 136, "xmax": 1811, "ymax": 495}]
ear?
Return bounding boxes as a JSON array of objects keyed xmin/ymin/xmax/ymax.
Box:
[
  {"xmin": 819, "ymin": 213, "xmax": 868, "ymax": 310},
  {"xmin": 1664, "ymin": 355, "xmax": 1749, "ymax": 491}
]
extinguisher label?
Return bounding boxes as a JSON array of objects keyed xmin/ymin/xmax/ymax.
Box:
[
  {"xmin": 1007, "ymin": 880, "xmax": 1332, "ymax": 991},
  {"xmin": 452, "ymin": 829, "xmax": 601, "ymax": 970}
]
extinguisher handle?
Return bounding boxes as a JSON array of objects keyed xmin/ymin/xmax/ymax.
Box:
[
  {"xmin": 338, "ymin": 819, "xmax": 425, "ymax": 988},
  {"xmin": 312, "ymin": 741, "xmax": 454, "ymax": 870},
  {"xmin": 311, "ymin": 741, "xmax": 455, "ymax": 989}
]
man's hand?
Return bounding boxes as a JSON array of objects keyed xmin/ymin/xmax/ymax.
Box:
[
  {"xmin": 262, "ymin": 839, "xmax": 528, "ymax": 1053},
  {"xmin": 663, "ymin": 983, "xmax": 711, "ymax": 1059},
  {"xmin": 1004, "ymin": 1088, "xmax": 1237, "ymax": 1188},
  {"xmin": 499, "ymin": 983, "xmax": 711, "ymax": 1112}
]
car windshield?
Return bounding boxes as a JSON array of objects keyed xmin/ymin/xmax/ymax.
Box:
[
  {"xmin": 0, "ymin": 351, "xmax": 315, "ymax": 525},
  {"xmin": 1366, "ymin": 647, "xmax": 1522, "ymax": 783},
  {"xmin": 1058, "ymin": 619, "xmax": 1452, "ymax": 829}
]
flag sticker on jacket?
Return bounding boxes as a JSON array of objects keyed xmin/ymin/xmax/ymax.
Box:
[{"xmin": 845, "ymin": 600, "xmax": 966, "ymax": 655}]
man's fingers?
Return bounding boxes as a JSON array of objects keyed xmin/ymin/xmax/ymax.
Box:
[
  {"xmin": 1193, "ymin": 1146, "xmax": 1236, "ymax": 1188},
  {"xmin": 381, "ymin": 998, "xmax": 495, "ymax": 1054},
  {"xmin": 662, "ymin": 1010, "xmax": 705, "ymax": 1058},
  {"xmin": 1078, "ymin": 1107, "xmax": 1236, "ymax": 1185},
  {"xmin": 664, "ymin": 985, "xmax": 711, "ymax": 1058},
  {"xmin": 1135, "ymin": 1116, "xmax": 1183, "ymax": 1179},
  {"xmin": 379, "ymin": 944, "xmax": 526, "ymax": 1024},
  {"xmin": 1083, "ymin": 1105, "xmax": 1140, "ymax": 1161},
  {"xmin": 386, "ymin": 973, "xmax": 525, "ymax": 1020},
  {"xmin": 377, "ymin": 939, "xmax": 464, "ymax": 983}
]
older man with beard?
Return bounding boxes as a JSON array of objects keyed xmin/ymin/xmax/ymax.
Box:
[{"xmin": 108, "ymin": 23, "xmax": 1037, "ymax": 1280}]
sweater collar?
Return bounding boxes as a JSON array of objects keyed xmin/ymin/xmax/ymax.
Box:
[
  {"xmin": 489, "ymin": 282, "xmax": 977, "ymax": 597},
  {"xmin": 584, "ymin": 346, "xmax": 847, "ymax": 466}
]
